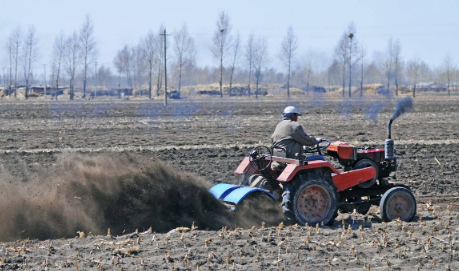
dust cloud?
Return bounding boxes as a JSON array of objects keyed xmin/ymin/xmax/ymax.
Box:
[{"xmin": 0, "ymin": 154, "xmax": 236, "ymax": 241}]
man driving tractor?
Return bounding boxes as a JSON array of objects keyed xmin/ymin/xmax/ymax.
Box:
[
  {"xmin": 211, "ymin": 101, "xmax": 417, "ymax": 226},
  {"xmin": 271, "ymin": 106, "xmax": 320, "ymax": 159}
]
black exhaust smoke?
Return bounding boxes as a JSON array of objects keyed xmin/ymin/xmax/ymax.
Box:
[
  {"xmin": 387, "ymin": 97, "xmax": 413, "ymax": 139},
  {"xmin": 386, "ymin": 97, "xmax": 413, "ymax": 160},
  {"xmin": 384, "ymin": 97, "xmax": 413, "ymax": 162}
]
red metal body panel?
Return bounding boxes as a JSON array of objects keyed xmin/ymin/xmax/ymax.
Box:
[
  {"xmin": 234, "ymin": 157, "xmax": 250, "ymax": 174},
  {"xmin": 235, "ymin": 153, "xmax": 377, "ymax": 193},
  {"xmin": 276, "ymin": 161, "xmax": 376, "ymax": 192},
  {"xmin": 277, "ymin": 161, "xmax": 340, "ymax": 182},
  {"xmin": 357, "ymin": 149, "xmax": 385, "ymax": 162},
  {"xmin": 327, "ymin": 141, "xmax": 356, "ymax": 160},
  {"xmin": 359, "ymin": 149, "xmax": 384, "ymax": 153},
  {"xmin": 331, "ymin": 167, "xmax": 376, "ymax": 192}
]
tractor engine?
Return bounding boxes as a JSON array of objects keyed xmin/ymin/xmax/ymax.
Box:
[{"xmin": 326, "ymin": 118, "xmax": 398, "ymax": 181}]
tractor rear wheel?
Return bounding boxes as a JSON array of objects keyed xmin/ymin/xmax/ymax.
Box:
[
  {"xmin": 380, "ymin": 187, "xmax": 416, "ymax": 222},
  {"xmin": 282, "ymin": 172, "xmax": 339, "ymax": 226}
]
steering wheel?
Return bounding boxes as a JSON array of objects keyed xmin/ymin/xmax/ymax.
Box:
[
  {"xmin": 248, "ymin": 146, "xmax": 272, "ymax": 171},
  {"xmin": 304, "ymin": 138, "xmax": 332, "ymax": 154}
]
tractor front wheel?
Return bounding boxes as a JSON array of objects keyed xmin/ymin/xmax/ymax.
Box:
[
  {"xmin": 380, "ymin": 187, "xmax": 416, "ymax": 222},
  {"xmin": 282, "ymin": 172, "xmax": 339, "ymax": 226}
]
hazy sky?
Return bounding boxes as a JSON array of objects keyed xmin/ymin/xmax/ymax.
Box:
[{"xmin": 1, "ymin": 0, "xmax": 458, "ymax": 74}]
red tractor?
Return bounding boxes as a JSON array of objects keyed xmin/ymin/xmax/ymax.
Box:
[{"xmin": 210, "ymin": 117, "xmax": 417, "ymax": 226}]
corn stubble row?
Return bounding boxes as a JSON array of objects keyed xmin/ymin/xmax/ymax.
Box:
[{"xmin": 0, "ymin": 206, "xmax": 458, "ymax": 270}]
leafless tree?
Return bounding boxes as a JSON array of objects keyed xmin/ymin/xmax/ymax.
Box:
[
  {"xmin": 245, "ymin": 33, "xmax": 255, "ymax": 97},
  {"xmin": 142, "ymin": 30, "xmax": 158, "ymax": 99},
  {"xmin": 279, "ymin": 26, "xmax": 298, "ymax": 98},
  {"xmin": 442, "ymin": 54, "xmax": 455, "ymax": 96},
  {"xmin": 334, "ymin": 32, "xmax": 349, "ymax": 97},
  {"xmin": 347, "ymin": 30, "xmax": 359, "ymax": 97},
  {"xmin": 79, "ymin": 14, "xmax": 97, "ymax": 98},
  {"xmin": 407, "ymin": 58, "xmax": 420, "ymax": 98},
  {"xmin": 51, "ymin": 31, "xmax": 66, "ymax": 88},
  {"xmin": 359, "ymin": 45, "xmax": 366, "ymax": 96},
  {"xmin": 385, "ymin": 38, "xmax": 395, "ymax": 93},
  {"xmin": 113, "ymin": 45, "xmax": 133, "ymax": 89},
  {"xmin": 130, "ymin": 44, "xmax": 145, "ymax": 94},
  {"xmin": 332, "ymin": 23, "xmax": 359, "ymax": 97},
  {"xmin": 327, "ymin": 60, "xmax": 340, "ymax": 93},
  {"xmin": 65, "ymin": 31, "xmax": 80, "ymax": 100},
  {"xmin": 393, "ymin": 39, "xmax": 402, "ymax": 96},
  {"xmin": 96, "ymin": 65, "xmax": 113, "ymax": 89},
  {"xmin": 173, "ymin": 24, "xmax": 196, "ymax": 97},
  {"xmin": 5, "ymin": 36, "xmax": 13, "ymax": 89},
  {"xmin": 22, "ymin": 26, "xmax": 39, "ymax": 99},
  {"xmin": 228, "ymin": 32, "xmax": 241, "ymax": 92},
  {"xmin": 253, "ymin": 37, "xmax": 269, "ymax": 98},
  {"xmin": 211, "ymin": 11, "xmax": 232, "ymax": 98},
  {"xmin": 113, "ymin": 48, "xmax": 124, "ymax": 89},
  {"xmin": 302, "ymin": 51, "xmax": 316, "ymax": 96},
  {"xmin": 9, "ymin": 27, "xmax": 22, "ymax": 97}
]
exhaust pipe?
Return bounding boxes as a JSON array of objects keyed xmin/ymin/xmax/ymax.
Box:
[
  {"xmin": 385, "ymin": 97, "xmax": 413, "ymax": 167},
  {"xmin": 385, "ymin": 119, "xmax": 395, "ymax": 160},
  {"xmin": 387, "ymin": 118, "xmax": 393, "ymax": 139}
]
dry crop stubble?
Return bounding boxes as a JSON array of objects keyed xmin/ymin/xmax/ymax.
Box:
[{"xmin": 0, "ymin": 96, "xmax": 458, "ymax": 269}]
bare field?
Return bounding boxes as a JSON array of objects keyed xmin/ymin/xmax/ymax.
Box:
[{"xmin": 0, "ymin": 95, "xmax": 458, "ymax": 270}]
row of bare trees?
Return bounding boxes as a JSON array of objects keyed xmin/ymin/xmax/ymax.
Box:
[
  {"xmin": 5, "ymin": 26, "xmax": 39, "ymax": 98},
  {"xmin": 211, "ymin": 12, "xmax": 271, "ymax": 98},
  {"xmin": 4, "ymin": 15, "xmax": 97, "ymax": 100},
  {"xmin": 2, "ymin": 13, "xmax": 459, "ymax": 99},
  {"xmin": 113, "ymin": 24, "xmax": 196, "ymax": 99}
]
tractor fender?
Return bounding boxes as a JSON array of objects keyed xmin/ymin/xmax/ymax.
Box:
[
  {"xmin": 234, "ymin": 157, "xmax": 252, "ymax": 174},
  {"xmin": 277, "ymin": 161, "xmax": 339, "ymax": 183},
  {"xmin": 209, "ymin": 183, "xmax": 276, "ymax": 205}
]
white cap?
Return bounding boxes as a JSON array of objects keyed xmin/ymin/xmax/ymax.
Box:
[{"xmin": 283, "ymin": 106, "xmax": 302, "ymax": 115}]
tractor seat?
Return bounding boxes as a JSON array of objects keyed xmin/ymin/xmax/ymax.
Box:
[{"xmin": 307, "ymin": 155, "xmax": 325, "ymax": 161}]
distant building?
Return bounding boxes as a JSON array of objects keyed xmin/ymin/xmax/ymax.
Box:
[
  {"xmin": 89, "ymin": 88, "xmax": 133, "ymax": 97},
  {"xmin": 416, "ymin": 82, "xmax": 446, "ymax": 92},
  {"xmin": 31, "ymin": 86, "xmax": 65, "ymax": 96}
]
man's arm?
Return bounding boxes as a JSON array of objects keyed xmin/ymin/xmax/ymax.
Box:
[{"xmin": 292, "ymin": 125, "xmax": 318, "ymax": 146}]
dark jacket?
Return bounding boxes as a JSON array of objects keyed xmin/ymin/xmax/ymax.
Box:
[{"xmin": 271, "ymin": 119, "xmax": 317, "ymax": 158}]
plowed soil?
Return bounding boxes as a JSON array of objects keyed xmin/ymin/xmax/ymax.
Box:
[{"xmin": 0, "ymin": 95, "xmax": 458, "ymax": 270}]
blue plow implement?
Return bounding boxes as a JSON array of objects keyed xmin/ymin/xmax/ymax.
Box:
[{"xmin": 209, "ymin": 183, "xmax": 276, "ymax": 208}]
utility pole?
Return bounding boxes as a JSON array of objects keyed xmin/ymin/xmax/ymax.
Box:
[
  {"xmin": 348, "ymin": 33, "xmax": 354, "ymax": 98},
  {"xmin": 43, "ymin": 64, "xmax": 47, "ymax": 96},
  {"xmin": 94, "ymin": 62, "xmax": 98, "ymax": 98},
  {"xmin": 160, "ymin": 29, "xmax": 171, "ymax": 106}
]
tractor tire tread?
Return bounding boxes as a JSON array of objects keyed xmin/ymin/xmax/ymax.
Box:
[{"xmin": 282, "ymin": 171, "xmax": 339, "ymax": 226}]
